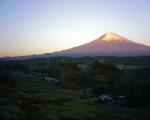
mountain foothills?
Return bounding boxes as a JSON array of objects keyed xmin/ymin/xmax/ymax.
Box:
[{"xmin": 1, "ymin": 32, "xmax": 150, "ymax": 60}]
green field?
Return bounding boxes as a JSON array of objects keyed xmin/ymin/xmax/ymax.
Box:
[{"xmin": 1, "ymin": 76, "xmax": 149, "ymax": 120}]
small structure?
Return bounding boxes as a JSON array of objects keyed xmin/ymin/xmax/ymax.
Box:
[
  {"xmin": 77, "ymin": 64, "xmax": 90, "ymax": 71},
  {"xmin": 90, "ymin": 94, "xmax": 126, "ymax": 107},
  {"xmin": 116, "ymin": 65, "xmax": 141, "ymax": 70},
  {"xmin": 98, "ymin": 94, "xmax": 112, "ymax": 101},
  {"xmin": 44, "ymin": 77, "xmax": 58, "ymax": 84}
]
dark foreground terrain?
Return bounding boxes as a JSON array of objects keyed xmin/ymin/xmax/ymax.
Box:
[
  {"xmin": 0, "ymin": 56, "xmax": 150, "ymax": 120},
  {"xmin": 0, "ymin": 76, "xmax": 150, "ymax": 120}
]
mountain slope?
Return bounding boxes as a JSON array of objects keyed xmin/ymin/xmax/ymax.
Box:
[
  {"xmin": 1, "ymin": 32, "xmax": 150, "ymax": 60},
  {"xmin": 58, "ymin": 32, "xmax": 150, "ymax": 56}
]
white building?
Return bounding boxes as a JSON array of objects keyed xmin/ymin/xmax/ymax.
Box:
[{"xmin": 45, "ymin": 77, "xmax": 58, "ymax": 84}]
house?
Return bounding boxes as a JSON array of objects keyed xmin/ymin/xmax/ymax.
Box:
[
  {"xmin": 90, "ymin": 94, "xmax": 126, "ymax": 106},
  {"xmin": 90, "ymin": 94, "xmax": 112, "ymax": 104},
  {"xmin": 98, "ymin": 94, "xmax": 112, "ymax": 101},
  {"xmin": 44, "ymin": 77, "xmax": 58, "ymax": 84},
  {"xmin": 77, "ymin": 64, "xmax": 91, "ymax": 71},
  {"xmin": 116, "ymin": 65, "xmax": 141, "ymax": 70}
]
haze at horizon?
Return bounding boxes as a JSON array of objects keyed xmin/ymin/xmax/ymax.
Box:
[{"xmin": 0, "ymin": 0, "xmax": 150, "ymax": 57}]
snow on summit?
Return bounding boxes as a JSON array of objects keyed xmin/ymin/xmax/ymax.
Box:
[{"xmin": 99, "ymin": 32, "xmax": 131, "ymax": 42}]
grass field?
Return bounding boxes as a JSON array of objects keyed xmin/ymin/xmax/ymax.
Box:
[{"xmin": 1, "ymin": 76, "xmax": 149, "ymax": 120}]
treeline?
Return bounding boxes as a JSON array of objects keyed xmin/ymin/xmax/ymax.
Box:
[{"xmin": 2, "ymin": 56, "xmax": 149, "ymax": 68}]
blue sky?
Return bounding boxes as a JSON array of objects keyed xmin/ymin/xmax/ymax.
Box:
[{"xmin": 0, "ymin": 0, "xmax": 150, "ymax": 57}]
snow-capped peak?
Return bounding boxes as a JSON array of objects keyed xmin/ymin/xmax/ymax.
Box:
[{"xmin": 100, "ymin": 32, "xmax": 129, "ymax": 42}]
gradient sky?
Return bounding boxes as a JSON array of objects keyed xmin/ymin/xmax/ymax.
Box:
[{"xmin": 0, "ymin": 0, "xmax": 150, "ymax": 57}]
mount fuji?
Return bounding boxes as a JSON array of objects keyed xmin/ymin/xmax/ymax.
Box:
[
  {"xmin": 55, "ymin": 32, "xmax": 150, "ymax": 56},
  {"xmin": 1, "ymin": 32, "xmax": 150, "ymax": 60}
]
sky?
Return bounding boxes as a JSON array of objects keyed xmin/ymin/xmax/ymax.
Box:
[{"xmin": 0, "ymin": 0, "xmax": 150, "ymax": 57}]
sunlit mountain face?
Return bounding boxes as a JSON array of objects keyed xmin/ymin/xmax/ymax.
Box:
[{"xmin": 58, "ymin": 32, "xmax": 150, "ymax": 56}]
